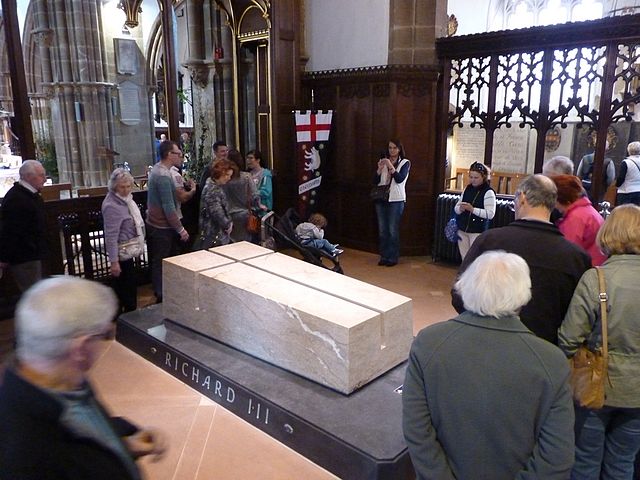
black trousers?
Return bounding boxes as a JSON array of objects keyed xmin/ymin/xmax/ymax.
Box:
[{"xmin": 111, "ymin": 258, "xmax": 137, "ymax": 313}]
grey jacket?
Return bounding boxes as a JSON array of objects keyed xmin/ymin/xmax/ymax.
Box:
[
  {"xmin": 403, "ymin": 312, "xmax": 574, "ymax": 480},
  {"xmin": 559, "ymin": 254, "xmax": 640, "ymax": 408}
]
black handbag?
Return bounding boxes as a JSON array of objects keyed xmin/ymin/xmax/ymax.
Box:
[{"xmin": 370, "ymin": 185, "xmax": 390, "ymax": 202}]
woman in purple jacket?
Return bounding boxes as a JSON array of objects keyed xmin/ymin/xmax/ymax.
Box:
[{"xmin": 102, "ymin": 168, "xmax": 145, "ymax": 313}]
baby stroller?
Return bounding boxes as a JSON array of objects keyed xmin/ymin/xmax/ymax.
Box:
[{"xmin": 263, "ymin": 208, "xmax": 344, "ymax": 274}]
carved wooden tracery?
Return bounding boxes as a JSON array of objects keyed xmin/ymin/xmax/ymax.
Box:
[{"xmin": 437, "ymin": 14, "xmax": 640, "ymax": 202}]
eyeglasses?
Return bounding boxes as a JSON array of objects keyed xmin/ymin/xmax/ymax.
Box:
[{"xmin": 170, "ymin": 151, "xmax": 183, "ymax": 157}]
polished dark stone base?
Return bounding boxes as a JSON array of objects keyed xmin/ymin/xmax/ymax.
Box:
[{"xmin": 117, "ymin": 305, "xmax": 415, "ymax": 480}]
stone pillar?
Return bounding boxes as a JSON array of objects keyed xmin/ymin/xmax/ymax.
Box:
[
  {"xmin": 389, "ymin": 0, "xmax": 448, "ymax": 65},
  {"xmin": 43, "ymin": 0, "xmax": 116, "ymax": 186}
]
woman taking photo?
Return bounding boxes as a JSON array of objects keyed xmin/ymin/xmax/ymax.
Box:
[
  {"xmin": 454, "ymin": 162, "xmax": 496, "ymax": 260},
  {"xmin": 194, "ymin": 159, "xmax": 234, "ymax": 250},
  {"xmin": 102, "ymin": 168, "xmax": 145, "ymax": 313},
  {"xmin": 373, "ymin": 139, "xmax": 410, "ymax": 267},
  {"xmin": 559, "ymin": 204, "xmax": 640, "ymax": 479}
]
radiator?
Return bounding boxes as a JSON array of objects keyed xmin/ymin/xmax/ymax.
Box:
[{"xmin": 432, "ymin": 193, "xmax": 515, "ymax": 264}]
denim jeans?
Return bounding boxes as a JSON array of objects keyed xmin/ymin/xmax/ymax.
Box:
[
  {"xmin": 375, "ymin": 200, "xmax": 405, "ymax": 263},
  {"xmin": 572, "ymin": 405, "xmax": 640, "ymax": 480},
  {"xmin": 302, "ymin": 238, "xmax": 336, "ymax": 255},
  {"xmin": 146, "ymin": 224, "xmax": 179, "ymax": 300}
]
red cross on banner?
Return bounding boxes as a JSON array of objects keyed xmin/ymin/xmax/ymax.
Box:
[{"xmin": 295, "ymin": 111, "xmax": 333, "ymax": 143}]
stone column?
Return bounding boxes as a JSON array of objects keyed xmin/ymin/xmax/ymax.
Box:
[
  {"xmin": 43, "ymin": 0, "xmax": 116, "ymax": 186},
  {"xmin": 389, "ymin": 0, "xmax": 448, "ymax": 65}
]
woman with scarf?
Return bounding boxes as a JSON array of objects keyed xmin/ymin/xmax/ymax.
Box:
[
  {"xmin": 102, "ymin": 168, "xmax": 145, "ymax": 313},
  {"xmin": 454, "ymin": 162, "xmax": 496, "ymax": 260}
]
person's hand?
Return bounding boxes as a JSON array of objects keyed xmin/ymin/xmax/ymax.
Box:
[
  {"xmin": 179, "ymin": 229, "xmax": 189, "ymax": 242},
  {"xmin": 259, "ymin": 203, "xmax": 268, "ymax": 211},
  {"xmin": 124, "ymin": 428, "xmax": 167, "ymax": 462},
  {"xmin": 460, "ymin": 202, "xmax": 474, "ymax": 212},
  {"xmin": 110, "ymin": 261, "xmax": 121, "ymax": 277}
]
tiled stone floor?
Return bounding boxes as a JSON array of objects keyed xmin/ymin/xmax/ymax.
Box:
[{"xmin": 0, "ymin": 248, "xmax": 458, "ymax": 479}]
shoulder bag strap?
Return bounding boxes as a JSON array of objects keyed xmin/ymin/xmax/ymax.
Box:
[
  {"xmin": 596, "ymin": 266, "xmax": 608, "ymax": 364},
  {"xmin": 630, "ymin": 158, "xmax": 640, "ymax": 175}
]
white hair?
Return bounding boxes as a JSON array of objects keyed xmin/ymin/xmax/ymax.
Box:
[
  {"xmin": 455, "ymin": 251, "xmax": 532, "ymax": 317},
  {"xmin": 628, "ymin": 141, "xmax": 640, "ymax": 156},
  {"xmin": 542, "ymin": 156, "xmax": 574, "ymax": 176},
  {"xmin": 108, "ymin": 167, "xmax": 135, "ymax": 192},
  {"xmin": 15, "ymin": 276, "xmax": 117, "ymax": 363},
  {"xmin": 19, "ymin": 159, "xmax": 44, "ymax": 179}
]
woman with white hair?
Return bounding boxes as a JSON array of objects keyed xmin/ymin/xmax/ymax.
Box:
[
  {"xmin": 615, "ymin": 141, "xmax": 640, "ymax": 206},
  {"xmin": 403, "ymin": 251, "xmax": 574, "ymax": 480},
  {"xmin": 102, "ymin": 168, "xmax": 145, "ymax": 313}
]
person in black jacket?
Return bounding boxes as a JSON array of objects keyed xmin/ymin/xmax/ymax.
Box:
[
  {"xmin": 451, "ymin": 174, "xmax": 591, "ymax": 344},
  {"xmin": 0, "ymin": 277, "xmax": 167, "ymax": 479},
  {"xmin": 0, "ymin": 160, "xmax": 47, "ymax": 291},
  {"xmin": 454, "ymin": 162, "xmax": 496, "ymax": 260}
]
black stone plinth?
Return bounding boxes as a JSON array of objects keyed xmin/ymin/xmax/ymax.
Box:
[{"xmin": 116, "ymin": 305, "xmax": 415, "ymax": 480}]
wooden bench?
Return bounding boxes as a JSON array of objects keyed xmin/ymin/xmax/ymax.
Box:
[
  {"xmin": 447, "ymin": 168, "xmax": 525, "ymax": 195},
  {"xmin": 41, "ymin": 182, "xmax": 73, "ymax": 201},
  {"xmin": 77, "ymin": 186, "xmax": 109, "ymax": 197}
]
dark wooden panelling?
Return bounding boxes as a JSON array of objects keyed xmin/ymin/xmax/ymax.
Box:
[
  {"xmin": 296, "ymin": 65, "xmax": 440, "ymax": 256},
  {"xmin": 270, "ymin": 0, "xmax": 302, "ymax": 213}
]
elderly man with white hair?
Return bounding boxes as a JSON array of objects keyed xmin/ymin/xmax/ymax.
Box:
[
  {"xmin": 0, "ymin": 277, "xmax": 166, "ymax": 479},
  {"xmin": 0, "ymin": 159, "xmax": 47, "ymax": 291},
  {"xmin": 404, "ymin": 251, "xmax": 575, "ymax": 480}
]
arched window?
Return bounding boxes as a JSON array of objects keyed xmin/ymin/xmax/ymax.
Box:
[{"xmin": 503, "ymin": 0, "xmax": 603, "ymax": 30}]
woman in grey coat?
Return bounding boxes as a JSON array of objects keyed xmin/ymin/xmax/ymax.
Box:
[{"xmin": 559, "ymin": 204, "xmax": 640, "ymax": 480}]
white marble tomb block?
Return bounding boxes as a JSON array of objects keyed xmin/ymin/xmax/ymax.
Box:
[
  {"xmin": 244, "ymin": 252, "xmax": 413, "ymax": 379},
  {"xmin": 162, "ymin": 243, "xmax": 413, "ymax": 393},
  {"xmin": 162, "ymin": 250, "xmax": 233, "ymax": 321},
  {"xmin": 208, "ymin": 241, "xmax": 274, "ymax": 261}
]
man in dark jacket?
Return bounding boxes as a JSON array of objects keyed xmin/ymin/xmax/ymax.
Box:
[
  {"xmin": 451, "ymin": 174, "xmax": 591, "ymax": 344},
  {"xmin": 0, "ymin": 277, "xmax": 166, "ymax": 479},
  {"xmin": 0, "ymin": 160, "xmax": 47, "ymax": 291}
]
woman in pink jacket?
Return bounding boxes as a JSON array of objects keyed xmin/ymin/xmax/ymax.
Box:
[{"xmin": 552, "ymin": 174, "xmax": 607, "ymax": 266}]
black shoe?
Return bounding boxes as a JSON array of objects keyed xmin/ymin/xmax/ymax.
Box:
[
  {"xmin": 378, "ymin": 259, "xmax": 388, "ymax": 266},
  {"xmin": 385, "ymin": 261, "xmax": 397, "ymax": 267}
]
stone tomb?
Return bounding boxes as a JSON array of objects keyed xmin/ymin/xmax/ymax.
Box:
[{"xmin": 163, "ymin": 242, "xmax": 413, "ymax": 394}]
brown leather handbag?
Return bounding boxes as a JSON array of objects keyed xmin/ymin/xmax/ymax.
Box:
[{"xmin": 569, "ymin": 267, "xmax": 609, "ymax": 409}]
